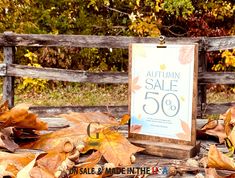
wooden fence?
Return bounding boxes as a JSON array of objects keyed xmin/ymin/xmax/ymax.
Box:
[{"xmin": 0, "ymin": 32, "xmax": 234, "ymax": 117}]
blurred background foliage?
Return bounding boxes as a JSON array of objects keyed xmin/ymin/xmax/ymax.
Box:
[{"xmin": 0, "ymin": 0, "xmax": 234, "ymax": 95}]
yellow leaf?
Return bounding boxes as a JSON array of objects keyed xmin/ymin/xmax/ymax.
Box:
[
  {"xmin": 228, "ymin": 127, "xmax": 235, "ymax": 148},
  {"xmin": 208, "ymin": 144, "xmax": 235, "ymax": 171},
  {"xmin": 83, "ymin": 128, "xmax": 144, "ymax": 166}
]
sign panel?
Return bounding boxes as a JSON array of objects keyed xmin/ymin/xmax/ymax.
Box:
[{"xmin": 129, "ymin": 44, "xmax": 197, "ymax": 142}]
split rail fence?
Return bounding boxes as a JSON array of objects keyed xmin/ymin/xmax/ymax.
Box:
[{"xmin": 0, "ymin": 32, "xmax": 234, "ymax": 117}]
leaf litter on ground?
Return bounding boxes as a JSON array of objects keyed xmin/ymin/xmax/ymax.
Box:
[
  {"xmin": 0, "ymin": 102, "xmax": 144, "ymax": 177},
  {"xmin": 200, "ymin": 106, "xmax": 235, "ymax": 178},
  {"xmin": 2, "ymin": 101, "xmax": 235, "ymax": 178}
]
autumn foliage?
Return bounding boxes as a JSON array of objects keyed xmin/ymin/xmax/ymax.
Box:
[
  {"xmin": 0, "ymin": 102, "xmax": 143, "ymax": 177},
  {"xmin": 198, "ymin": 106, "xmax": 235, "ymax": 177}
]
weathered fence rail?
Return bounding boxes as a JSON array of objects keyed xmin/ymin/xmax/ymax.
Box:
[
  {"xmin": 0, "ymin": 33, "xmax": 234, "ymax": 51},
  {"xmin": 0, "ymin": 32, "xmax": 235, "ymax": 117},
  {"xmin": 0, "ymin": 64, "xmax": 235, "ymax": 84}
]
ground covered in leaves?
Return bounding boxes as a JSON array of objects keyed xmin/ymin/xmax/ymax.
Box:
[{"xmin": 0, "ymin": 101, "xmax": 235, "ymax": 178}]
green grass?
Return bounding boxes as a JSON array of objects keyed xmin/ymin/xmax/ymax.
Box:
[
  {"xmin": 207, "ymin": 91, "xmax": 235, "ymax": 104},
  {"xmin": 14, "ymin": 83, "xmax": 128, "ymax": 106},
  {"xmin": 0, "ymin": 78, "xmax": 234, "ymax": 108}
]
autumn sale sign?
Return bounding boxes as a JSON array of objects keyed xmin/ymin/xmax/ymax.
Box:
[{"xmin": 129, "ymin": 44, "xmax": 198, "ymax": 142}]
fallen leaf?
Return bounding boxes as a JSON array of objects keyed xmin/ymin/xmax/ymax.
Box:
[
  {"xmin": 120, "ymin": 114, "xmax": 130, "ymax": 125},
  {"xmin": 71, "ymin": 151, "xmax": 103, "ymax": 178},
  {"xmin": 224, "ymin": 111, "xmax": 233, "ymax": 136},
  {"xmin": 228, "ymin": 127, "xmax": 235, "ymax": 147},
  {"xmin": 199, "ymin": 157, "xmax": 208, "ymax": 168},
  {"xmin": 28, "ymin": 151, "xmax": 68, "ymax": 178},
  {"xmin": 208, "ymin": 145, "xmax": 235, "ymax": 171},
  {"xmin": 220, "ymin": 107, "xmax": 235, "ymax": 135},
  {"xmin": 22, "ymin": 112, "xmax": 122, "ymax": 154},
  {"xmin": 30, "ymin": 167, "xmax": 54, "ymax": 178},
  {"xmin": 230, "ymin": 107, "xmax": 235, "ymax": 125},
  {"xmin": 0, "ymin": 128, "xmax": 18, "ymax": 152},
  {"xmin": 83, "ymin": 128, "xmax": 144, "ymax": 166},
  {"xmin": 0, "ymin": 104, "xmax": 47, "ymax": 131},
  {"xmin": 0, "ymin": 151, "xmax": 35, "ymax": 177},
  {"xmin": 0, "ymin": 101, "xmax": 9, "ymax": 113},
  {"xmin": 36, "ymin": 151, "xmax": 67, "ymax": 173},
  {"xmin": 17, "ymin": 153, "xmax": 42, "ymax": 178},
  {"xmin": 21, "ymin": 126, "xmax": 88, "ymax": 152},
  {"xmin": 0, "ymin": 164, "xmax": 15, "ymax": 177},
  {"xmin": 205, "ymin": 168, "xmax": 223, "ymax": 178},
  {"xmin": 200, "ymin": 120, "xmax": 226, "ymax": 143},
  {"xmin": 21, "ymin": 112, "xmax": 144, "ymax": 174},
  {"xmin": 201, "ymin": 120, "xmax": 218, "ymax": 131}
]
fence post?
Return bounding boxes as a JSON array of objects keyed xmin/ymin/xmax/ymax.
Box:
[
  {"xmin": 3, "ymin": 32, "xmax": 15, "ymax": 108},
  {"xmin": 198, "ymin": 38, "xmax": 207, "ymax": 118}
]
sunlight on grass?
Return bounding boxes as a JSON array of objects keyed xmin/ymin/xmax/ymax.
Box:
[
  {"xmin": 207, "ymin": 91, "xmax": 235, "ymax": 104},
  {"xmin": 14, "ymin": 83, "xmax": 128, "ymax": 106},
  {"xmin": 0, "ymin": 78, "xmax": 234, "ymax": 107}
]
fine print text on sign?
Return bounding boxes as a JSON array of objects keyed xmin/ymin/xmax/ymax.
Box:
[{"xmin": 130, "ymin": 44, "xmax": 197, "ymax": 142}]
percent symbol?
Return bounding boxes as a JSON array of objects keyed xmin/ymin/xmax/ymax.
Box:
[
  {"xmin": 162, "ymin": 93, "xmax": 180, "ymax": 117},
  {"xmin": 165, "ymin": 100, "xmax": 177, "ymax": 111}
]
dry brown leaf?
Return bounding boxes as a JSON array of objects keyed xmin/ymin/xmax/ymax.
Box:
[
  {"xmin": 0, "ymin": 103, "xmax": 47, "ymax": 131},
  {"xmin": 61, "ymin": 112, "xmax": 143, "ymax": 166},
  {"xmin": 21, "ymin": 111, "xmax": 143, "ymax": 174},
  {"xmin": 201, "ymin": 120, "xmax": 218, "ymax": 131},
  {"xmin": 83, "ymin": 128, "xmax": 144, "ymax": 166},
  {"xmin": 0, "ymin": 164, "xmax": 15, "ymax": 177},
  {"xmin": 208, "ymin": 145, "xmax": 235, "ymax": 171},
  {"xmin": 0, "ymin": 127, "xmax": 18, "ymax": 152},
  {"xmin": 36, "ymin": 151, "xmax": 67, "ymax": 173},
  {"xmin": 20, "ymin": 125, "xmax": 88, "ymax": 152},
  {"xmin": 0, "ymin": 151, "xmax": 35, "ymax": 177},
  {"xmin": 70, "ymin": 151, "xmax": 103, "ymax": 178},
  {"xmin": 17, "ymin": 153, "xmax": 43, "ymax": 178},
  {"xmin": 220, "ymin": 107, "xmax": 235, "ymax": 120},
  {"xmin": 205, "ymin": 168, "xmax": 223, "ymax": 178},
  {"xmin": 30, "ymin": 167, "xmax": 54, "ymax": 178},
  {"xmin": 0, "ymin": 101, "xmax": 9, "ymax": 113},
  {"xmin": 199, "ymin": 157, "xmax": 208, "ymax": 168},
  {"xmin": 200, "ymin": 121, "xmax": 226, "ymax": 143},
  {"xmin": 28, "ymin": 152, "xmax": 66, "ymax": 178},
  {"xmin": 205, "ymin": 168, "xmax": 235, "ymax": 178}
]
